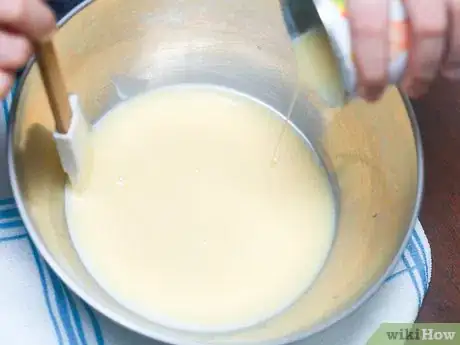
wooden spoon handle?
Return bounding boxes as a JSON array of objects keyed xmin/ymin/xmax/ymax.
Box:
[{"xmin": 34, "ymin": 40, "xmax": 72, "ymax": 134}]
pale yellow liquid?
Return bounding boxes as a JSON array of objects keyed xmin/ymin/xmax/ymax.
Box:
[
  {"xmin": 293, "ymin": 28, "xmax": 346, "ymax": 108},
  {"xmin": 273, "ymin": 28, "xmax": 344, "ymax": 160},
  {"xmin": 65, "ymin": 85, "xmax": 336, "ymax": 333}
]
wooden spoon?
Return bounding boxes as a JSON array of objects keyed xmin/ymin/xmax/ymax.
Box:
[
  {"xmin": 34, "ymin": 39, "xmax": 92, "ymax": 186},
  {"xmin": 34, "ymin": 40, "xmax": 72, "ymax": 134}
]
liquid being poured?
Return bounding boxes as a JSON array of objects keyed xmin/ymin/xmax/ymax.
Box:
[
  {"xmin": 273, "ymin": 27, "xmax": 346, "ymax": 163},
  {"xmin": 65, "ymin": 84, "xmax": 336, "ymax": 333},
  {"xmin": 293, "ymin": 28, "xmax": 346, "ymax": 108},
  {"xmin": 271, "ymin": 87, "xmax": 299, "ymax": 165}
]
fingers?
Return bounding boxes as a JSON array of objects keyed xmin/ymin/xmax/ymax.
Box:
[
  {"xmin": 0, "ymin": 0, "xmax": 55, "ymax": 98},
  {"xmin": 348, "ymin": 0, "xmax": 390, "ymax": 102},
  {"xmin": 401, "ymin": 0, "xmax": 448, "ymax": 98},
  {"xmin": 0, "ymin": 0, "xmax": 56, "ymax": 41},
  {"xmin": 0, "ymin": 70, "xmax": 13, "ymax": 99},
  {"xmin": 0, "ymin": 31, "xmax": 32, "ymax": 70},
  {"xmin": 441, "ymin": 0, "xmax": 460, "ymax": 79}
]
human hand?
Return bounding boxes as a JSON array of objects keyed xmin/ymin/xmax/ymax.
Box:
[
  {"xmin": 348, "ymin": 0, "xmax": 460, "ymax": 101},
  {"xmin": 0, "ymin": 0, "xmax": 56, "ymax": 98}
]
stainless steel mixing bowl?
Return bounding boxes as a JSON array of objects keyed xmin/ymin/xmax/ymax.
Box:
[{"xmin": 7, "ymin": 0, "xmax": 423, "ymax": 344}]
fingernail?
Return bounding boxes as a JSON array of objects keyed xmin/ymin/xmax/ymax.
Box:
[
  {"xmin": 400, "ymin": 76, "xmax": 411, "ymax": 92},
  {"xmin": 408, "ymin": 79, "xmax": 431, "ymax": 98},
  {"xmin": 357, "ymin": 86, "xmax": 382, "ymax": 103},
  {"xmin": 406, "ymin": 89, "xmax": 420, "ymax": 99},
  {"xmin": 401, "ymin": 82, "xmax": 416, "ymax": 98},
  {"xmin": 441, "ymin": 67, "xmax": 460, "ymax": 80},
  {"xmin": 400, "ymin": 79, "xmax": 416, "ymax": 98}
]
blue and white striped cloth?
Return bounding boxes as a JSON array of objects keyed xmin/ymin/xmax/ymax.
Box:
[{"xmin": 0, "ymin": 89, "xmax": 431, "ymax": 345}]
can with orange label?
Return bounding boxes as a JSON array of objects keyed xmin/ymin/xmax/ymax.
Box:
[{"xmin": 282, "ymin": 0, "xmax": 409, "ymax": 104}]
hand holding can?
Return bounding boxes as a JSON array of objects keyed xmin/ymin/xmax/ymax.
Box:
[
  {"xmin": 347, "ymin": 0, "xmax": 460, "ymax": 101},
  {"xmin": 283, "ymin": 0, "xmax": 460, "ymax": 105}
]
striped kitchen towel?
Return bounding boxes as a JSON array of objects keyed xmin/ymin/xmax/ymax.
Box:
[{"xmin": 0, "ymin": 89, "xmax": 431, "ymax": 345}]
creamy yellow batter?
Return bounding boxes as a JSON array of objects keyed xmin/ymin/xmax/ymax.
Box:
[
  {"xmin": 65, "ymin": 85, "xmax": 336, "ymax": 333},
  {"xmin": 293, "ymin": 28, "xmax": 346, "ymax": 108}
]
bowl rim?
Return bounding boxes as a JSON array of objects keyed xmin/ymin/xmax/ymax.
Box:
[{"xmin": 6, "ymin": 0, "xmax": 425, "ymax": 344}]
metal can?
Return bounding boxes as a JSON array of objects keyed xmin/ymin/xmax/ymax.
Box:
[{"xmin": 282, "ymin": 0, "xmax": 409, "ymax": 104}]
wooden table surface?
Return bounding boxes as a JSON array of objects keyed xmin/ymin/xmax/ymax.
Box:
[{"xmin": 411, "ymin": 77, "xmax": 460, "ymax": 322}]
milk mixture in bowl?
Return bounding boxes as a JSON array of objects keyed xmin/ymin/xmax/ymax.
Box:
[{"xmin": 65, "ymin": 85, "xmax": 336, "ymax": 333}]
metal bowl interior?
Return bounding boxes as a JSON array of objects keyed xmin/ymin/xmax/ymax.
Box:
[{"xmin": 8, "ymin": 0, "xmax": 422, "ymax": 344}]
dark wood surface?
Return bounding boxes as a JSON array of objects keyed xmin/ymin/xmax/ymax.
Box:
[{"xmin": 411, "ymin": 77, "xmax": 460, "ymax": 322}]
